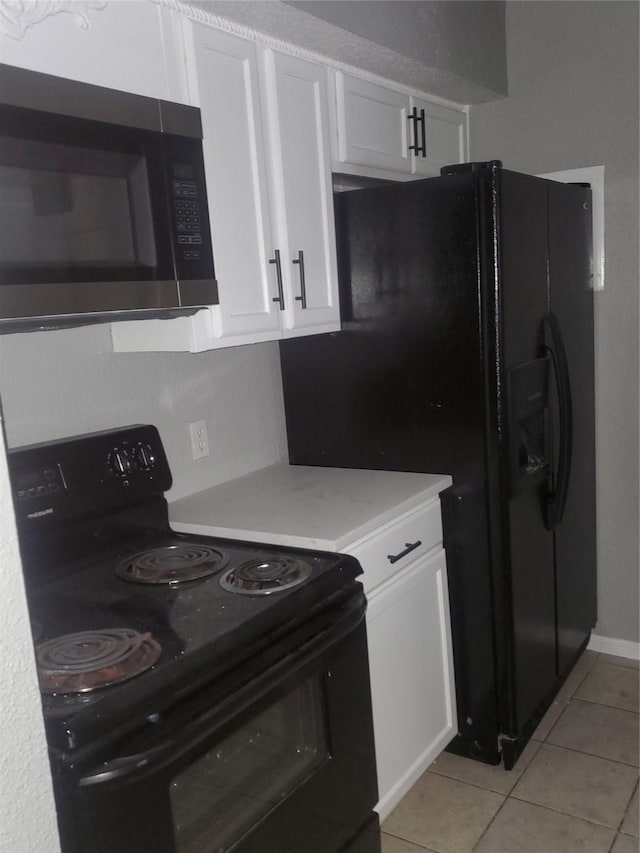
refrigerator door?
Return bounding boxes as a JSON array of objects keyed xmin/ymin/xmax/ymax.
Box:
[
  {"xmin": 546, "ymin": 181, "xmax": 596, "ymax": 676},
  {"xmin": 491, "ymin": 169, "xmax": 557, "ymax": 761},
  {"xmin": 483, "ymin": 168, "xmax": 595, "ymax": 765}
]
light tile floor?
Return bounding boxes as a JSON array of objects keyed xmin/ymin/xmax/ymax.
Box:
[{"xmin": 381, "ymin": 652, "xmax": 639, "ymax": 853}]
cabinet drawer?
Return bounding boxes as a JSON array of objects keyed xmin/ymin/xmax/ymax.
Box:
[{"xmin": 344, "ymin": 499, "xmax": 443, "ymax": 594}]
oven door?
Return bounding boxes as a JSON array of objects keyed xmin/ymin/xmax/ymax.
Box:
[{"xmin": 63, "ymin": 590, "xmax": 379, "ymax": 853}]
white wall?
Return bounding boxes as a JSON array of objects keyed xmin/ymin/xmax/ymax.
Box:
[
  {"xmin": 286, "ymin": 0, "xmax": 507, "ymax": 98},
  {"xmin": 0, "ymin": 325, "xmax": 288, "ymax": 501},
  {"xmin": 470, "ymin": 0, "xmax": 640, "ymax": 645},
  {"xmin": 0, "ymin": 411, "xmax": 61, "ymax": 853}
]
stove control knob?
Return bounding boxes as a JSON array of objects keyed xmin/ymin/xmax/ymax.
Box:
[
  {"xmin": 132, "ymin": 443, "xmax": 155, "ymax": 471},
  {"xmin": 108, "ymin": 449, "xmax": 132, "ymax": 477}
]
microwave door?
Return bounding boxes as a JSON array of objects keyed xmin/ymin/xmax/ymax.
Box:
[{"xmin": 0, "ymin": 108, "xmax": 173, "ymax": 280}]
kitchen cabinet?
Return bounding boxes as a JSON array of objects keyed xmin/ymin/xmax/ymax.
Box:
[
  {"xmin": 168, "ymin": 465, "xmax": 457, "ymax": 820},
  {"xmin": 112, "ymin": 23, "xmax": 339, "ymax": 353},
  {"xmin": 333, "ymin": 71, "xmax": 467, "ymax": 179},
  {"xmin": 342, "ymin": 498, "xmax": 456, "ymax": 819},
  {"xmin": 262, "ymin": 50, "xmax": 340, "ymax": 334}
]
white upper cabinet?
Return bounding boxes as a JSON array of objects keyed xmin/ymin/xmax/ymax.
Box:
[
  {"xmin": 333, "ymin": 71, "xmax": 467, "ymax": 180},
  {"xmin": 113, "ymin": 23, "xmax": 339, "ymax": 352},
  {"xmin": 336, "ymin": 73, "xmax": 411, "ymax": 173},
  {"xmin": 186, "ymin": 25, "xmax": 281, "ymax": 342},
  {"xmin": 411, "ymin": 96, "xmax": 467, "ymax": 177},
  {"xmin": 262, "ymin": 51, "xmax": 339, "ymax": 336}
]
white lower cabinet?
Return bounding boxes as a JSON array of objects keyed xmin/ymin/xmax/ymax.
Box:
[
  {"xmin": 366, "ymin": 549, "xmax": 456, "ymax": 818},
  {"xmin": 344, "ymin": 499, "xmax": 457, "ymax": 820}
]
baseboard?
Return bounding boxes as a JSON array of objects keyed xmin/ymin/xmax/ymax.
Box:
[{"xmin": 587, "ymin": 633, "xmax": 640, "ymax": 661}]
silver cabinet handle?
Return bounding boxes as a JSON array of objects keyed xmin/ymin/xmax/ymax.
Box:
[
  {"xmin": 293, "ymin": 250, "xmax": 307, "ymax": 309},
  {"xmin": 269, "ymin": 249, "xmax": 285, "ymax": 309}
]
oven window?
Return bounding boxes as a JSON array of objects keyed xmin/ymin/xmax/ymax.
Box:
[{"xmin": 170, "ymin": 675, "xmax": 329, "ymax": 853}]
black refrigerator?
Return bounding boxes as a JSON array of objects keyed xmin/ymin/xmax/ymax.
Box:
[{"xmin": 279, "ymin": 161, "xmax": 597, "ymax": 769}]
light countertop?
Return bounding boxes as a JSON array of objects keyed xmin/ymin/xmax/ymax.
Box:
[{"xmin": 169, "ymin": 464, "xmax": 452, "ymax": 551}]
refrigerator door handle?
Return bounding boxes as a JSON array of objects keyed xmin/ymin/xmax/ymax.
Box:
[{"xmin": 543, "ymin": 312, "xmax": 573, "ymax": 530}]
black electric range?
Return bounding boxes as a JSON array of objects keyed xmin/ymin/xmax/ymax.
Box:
[{"xmin": 10, "ymin": 425, "xmax": 380, "ymax": 853}]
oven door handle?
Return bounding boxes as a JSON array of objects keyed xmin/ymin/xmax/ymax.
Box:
[{"xmin": 79, "ymin": 590, "xmax": 367, "ymax": 787}]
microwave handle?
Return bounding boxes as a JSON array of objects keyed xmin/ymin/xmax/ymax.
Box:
[{"xmin": 79, "ymin": 591, "xmax": 366, "ymax": 786}]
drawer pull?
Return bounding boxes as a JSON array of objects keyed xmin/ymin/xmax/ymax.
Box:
[{"xmin": 387, "ymin": 540, "xmax": 422, "ymax": 564}]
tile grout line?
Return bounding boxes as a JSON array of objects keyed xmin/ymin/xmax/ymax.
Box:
[
  {"xmin": 506, "ymin": 791, "xmax": 617, "ymax": 835},
  {"xmin": 379, "ymin": 827, "xmax": 436, "ymax": 851},
  {"xmin": 425, "ymin": 767, "xmax": 521, "ymax": 797},
  {"xmin": 571, "ymin": 695, "xmax": 640, "ymax": 714},
  {"xmin": 469, "ymin": 793, "xmax": 510, "ymax": 852},
  {"xmin": 507, "ymin": 788, "xmax": 636, "ymax": 833},
  {"xmin": 615, "ymin": 777, "xmax": 639, "ymax": 835},
  {"xmin": 534, "ymin": 739, "xmax": 640, "ymax": 770}
]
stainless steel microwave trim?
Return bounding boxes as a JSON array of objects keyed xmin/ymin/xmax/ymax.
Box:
[
  {"xmin": 0, "ymin": 63, "xmax": 202, "ymax": 138},
  {"xmin": 177, "ymin": 279, "xmax": 218, "ymax": 306},
  {"xmin": 0, "ymin": 279, "xmax": 218, "ymax": 316}
]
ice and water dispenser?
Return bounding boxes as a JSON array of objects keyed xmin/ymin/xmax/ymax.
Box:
[{"xmin": 507, "ymin": 357, "xmax": 551, "ymax": 495}]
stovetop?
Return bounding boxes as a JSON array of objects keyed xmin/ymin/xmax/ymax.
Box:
[
  {"xmin": 24, "ymin": 529, "xmax": 359, "ymax": 753},
  {"xmin": 9, "ymin": 426, "xmax": 362, "ymax": 757}
]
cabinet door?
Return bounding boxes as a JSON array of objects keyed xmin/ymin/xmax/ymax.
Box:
[
  {"xmin": 411, "ymin": 98, "xmax": 467, "ymax": 177},
  {"xmin": 262, "ymin": 52, "xmax": 340, "ymax": 335},
  {"xmin": 335, "ymin": 72, "xmax": 411, "ymax": 173},
  {"xmin": 366, "ymin": 549, "xmax": 457, "ymax": 819},
  {"xmin": 188, "ymin": 24, "xmax": 282, "ymax": 341}
]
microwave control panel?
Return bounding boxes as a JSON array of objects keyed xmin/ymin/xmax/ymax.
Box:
[
  {"xmin": 166, "ymin": 138, "xmax": 215, "ymax": 284},
  {"xmin": 173, "ymin": 180, "xmax": 203, "ymax": 261}
]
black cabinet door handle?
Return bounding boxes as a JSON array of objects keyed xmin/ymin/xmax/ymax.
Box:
[
  {"xmin": 269, "ymin": 249, "xmax": 285, "ymax": 309},
  {"xmin": 408, "ymin": 108, "xmax": 426, "ymax": 157},
  {"xmin": 418, "ymin": 108, "xmax": 426, "ymax": 157},
  {"xmin": 387, "ymin": 540, "xmax": 422, "ymax": 564},
  {"xmin": 408, "ymin": 106, "xmax": 420, "ymax": 153},
  {"xmin": 293, "ymin": 250, "xmax": 307, "ymax": 309}
]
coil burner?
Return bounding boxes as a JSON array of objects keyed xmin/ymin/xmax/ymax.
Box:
[
  {"xmin": 36, "ymin": 628, "xmax": 161, "ymax": 694},
  {"xmin": 116, "ymin": 543, "xmax": 229, "ymax": 584},
  {"xmin": 220, "ymin": 556, "xmax": 312, "ymax": 595}
]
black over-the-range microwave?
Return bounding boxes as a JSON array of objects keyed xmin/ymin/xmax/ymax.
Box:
[{"xmin": 0, "ymin": 63, "xmax": 217, "ymax": 332}]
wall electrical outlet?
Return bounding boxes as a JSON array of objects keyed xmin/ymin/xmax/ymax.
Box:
[{"xmin": 189, "ymin": 419, "xmax": 210, "ymax": 460}]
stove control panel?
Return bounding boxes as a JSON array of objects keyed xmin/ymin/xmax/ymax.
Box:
[
  {"xmin": 13, "ymin": 462, "xmax": 65, "ymax": 503},
  {"xmin": 108, "ymin": 443, "xmax": 156, "ymax": 479},
  {"xmin": 8, "ymin": 425, "xmax": 172, "ymax": 529}
]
